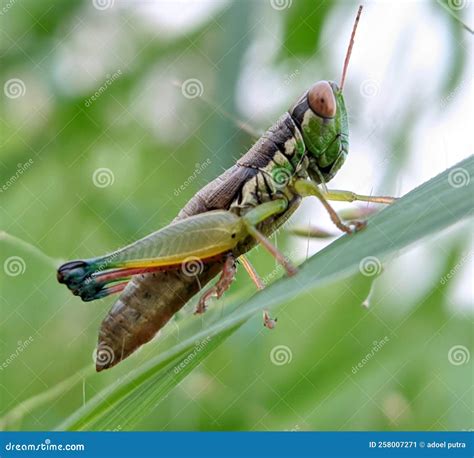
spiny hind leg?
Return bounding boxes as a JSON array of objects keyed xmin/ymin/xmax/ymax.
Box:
[{"xmin": 195, "ymin": 253, "xmax": 237, "ymax": 314}]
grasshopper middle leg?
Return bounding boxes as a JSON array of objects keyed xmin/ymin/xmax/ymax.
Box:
[
  {"xmin": 294, "ymin": 179, "xmax": 364, "ymax": 233},
  {"xmin": 294, "ymin": 180, "xmax": 397, "ymax": 234},
  {"xmin": 323, "ymin": 189, "xmax": 397, "ymax": 205},
  {"xmin": 242, "ymin": 199, "xmax": 298, "ymax": 276}
]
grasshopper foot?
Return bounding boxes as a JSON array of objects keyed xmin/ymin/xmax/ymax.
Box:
[{"xmin": 350, "ymin": 220, "xmax": 367, "ymax": 233}]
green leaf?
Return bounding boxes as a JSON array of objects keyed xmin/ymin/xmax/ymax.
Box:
[
  {"xmin": 277, "ymin": 0, "xmax": 334, "ymax": 60},
  {"xmin": 58, "ymin": 156, "xmax": 473, "ymax": 431}
]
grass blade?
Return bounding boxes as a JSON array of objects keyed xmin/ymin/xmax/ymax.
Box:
[{"xmin": 58, "ymin": 156, "xmax": 473, "ymax": 431}]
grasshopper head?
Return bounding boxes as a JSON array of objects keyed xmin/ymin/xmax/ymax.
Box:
[
  {"xmin": 289, "ymin": 5, "xmax": 363, "ymax": 184},
  {"xmin": 289, "ymin": 80, "xmax": 348, "ymax": 183}
]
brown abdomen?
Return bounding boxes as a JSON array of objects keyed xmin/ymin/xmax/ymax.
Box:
[{"xmin": 96, "ymin": 261, "xmax": 225, "ymax": 371}]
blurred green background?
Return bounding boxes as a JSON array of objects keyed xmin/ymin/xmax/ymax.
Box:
[{"xmin": 0, "ymin": 0, "xmax": 472, "ymax": 431}]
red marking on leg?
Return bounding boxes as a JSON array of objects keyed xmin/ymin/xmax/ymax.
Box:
[
  {"xmin": 102, "ymin": 281, "xmax": 129, "ymax": 296},
  {"xmin": 95, "ymin": 265, "xmax": 165, "ymax": 284},
  {"xmin": 93, "ymin": 253, "xmax": 227, "ymax": 286}
]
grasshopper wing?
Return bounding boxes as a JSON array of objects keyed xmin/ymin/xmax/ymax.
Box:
[{"xmin": 57, "ymin": 211, "xmax": 246, "ymax": 301}]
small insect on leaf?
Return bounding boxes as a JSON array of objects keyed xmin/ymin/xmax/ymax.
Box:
[{"xmin": 263, "ymin": 310, "xmax": 278, "ymax": 330}]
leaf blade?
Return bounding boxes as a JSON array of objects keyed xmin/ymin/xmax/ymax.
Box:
[{"xmin": 58, "ymin": 156, "xmax": 473, "ymax": 431}]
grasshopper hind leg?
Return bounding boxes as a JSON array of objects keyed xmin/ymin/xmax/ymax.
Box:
[{"xmin": 195, "ymin": 253, "xmax": 237, "ymax": 314}]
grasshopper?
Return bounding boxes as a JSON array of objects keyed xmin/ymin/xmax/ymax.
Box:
[{"xmin": 57, "ymin": 6, "xmax": 395, "ymax": 371}]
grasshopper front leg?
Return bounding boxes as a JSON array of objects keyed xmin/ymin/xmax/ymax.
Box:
[
  {"xmin": 293, "ymin": 180, "xmax": 397, "ymax": 237},
  {"xmin": 323, "ymin": 189, "xmax": 397, "ymax": 205},
  {"xmin": 294, "ymin": 179, "xmax": 365, "ymax": 234}
]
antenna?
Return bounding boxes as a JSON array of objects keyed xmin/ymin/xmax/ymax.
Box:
[{"xmin": 340, "ymin": 5, "xmax": 363, "ymax": 90}]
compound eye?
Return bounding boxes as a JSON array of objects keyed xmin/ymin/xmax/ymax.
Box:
[{"xmin": 308, "ymin": 81, "xmax": 336, "ymax": 118}]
